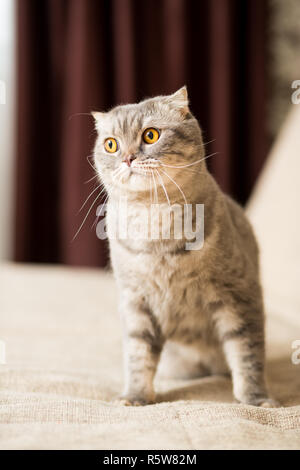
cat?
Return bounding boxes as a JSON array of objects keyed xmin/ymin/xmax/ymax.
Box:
[{"xmin": 92, "ymin": 86, "xmax": 278, "ymax": 407}]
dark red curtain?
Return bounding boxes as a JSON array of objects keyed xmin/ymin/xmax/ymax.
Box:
[{"xmin": 15, "ymin": 0, "xmax": 267, "ymax": 267}]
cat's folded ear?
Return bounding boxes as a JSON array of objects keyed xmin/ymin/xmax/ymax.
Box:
[
  {"xmin": 91, "ymin": 111, "xmax": 105, "ymax": 131},
  {"xmin": 166, "ymin": 86, "xmax": 189, "ymax": 116}
]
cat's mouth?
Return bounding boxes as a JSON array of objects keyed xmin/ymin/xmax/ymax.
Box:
[
  {"xmin": 130, "ymin": 159, "xmax": 160, "ymax": 176},
  {"xmin": 112, "ymin": 159, "xmax": 161, "ymax": 187}
]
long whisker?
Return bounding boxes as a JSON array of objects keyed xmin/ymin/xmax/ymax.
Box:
[
  {"xmin": 202, "ymin": 139, "xmax": 216, "ymax": 147},
  {"xmin": 113, "ymin": 167, "xmax": 124, "ymax": 180},
  {"xmin": 149, "ymin": 170, "xmax": 153, "ymax": 204},
  {"xmin": 68, "ymin": 112, "xmax": 92, "ymax": 120},
  {"xmin": 160, "ymin": 164, "xmax": 206, "ymax": 176},
  {"xmin": 113, "ymin": 165, "xmax": 123, "ymax": 175},
  {"xmin": 77, "ymin": 182, "xmax": 103, "ymax": 214},
  {"xmin": 155, "ymin": 169, "xmax": 170, "ymax": 206},
  {"xmin": 72, "ymin": 190, "xmax": 104, "ymax": 242},
  {"xmin": 86, "ymin": 154, "xmax": 97, "ymax": 171},
  {"xmin": 112, "ymin": 165, "xmax": 127, "ymax": 183},
  {"xmin": 151, "ymin": 170, "xmax": 158, "ymax": 204},
  {"xmin": 91, "ymin": 193, "xmax": 109, "ymax": 230},
  {"xmin": 84, "ymin": 174, "xmax": 98, "ymax": 184},
  {"xmin": 160, "ymin": 152, "xmax": 218, "ymax": 169},
  {"xmin": 160, "ymin": 169, "xmax": 188, "ymax": 206}
]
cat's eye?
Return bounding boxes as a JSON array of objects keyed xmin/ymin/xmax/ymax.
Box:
[
  {"xmin": 142, "ymin": 128, "xmax": 160, "ymax": 144},
  {"xmin": 104, "ymin": 138, "xmax": 118, "ymax": 153}
]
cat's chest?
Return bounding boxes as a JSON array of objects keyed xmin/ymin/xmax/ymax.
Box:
[
  {"xmin": 106, "ymin": 199, "xmax": 181, "ymax": 243},
  {"xmin": 145, "ymin": 255, "xmax": 215, "ymax": 335},
  {"xmin": 112, "ymin": 239, "xmax": 218, "ymax": 337},
  {"xmin": 127, "ymin": 251, "xmax": 209, "ymax": 312}
]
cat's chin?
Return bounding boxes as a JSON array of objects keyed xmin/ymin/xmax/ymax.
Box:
[
  {"xmin": 120, "ymin": 172, "xmax": 152, "ymax": 192},
  {"xmin": 110, "ymin": 167, "xmax": 153, "ymax": 193}
]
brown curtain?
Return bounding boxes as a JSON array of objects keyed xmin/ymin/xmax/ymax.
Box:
[{"xmin": 15, "ymin": 0, "xmax": 267, "ymax": 267}]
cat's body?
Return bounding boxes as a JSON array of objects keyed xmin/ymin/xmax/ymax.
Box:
[{"xmin": 93, "ymin": 87, "xmax": 277, "ymax": 407}]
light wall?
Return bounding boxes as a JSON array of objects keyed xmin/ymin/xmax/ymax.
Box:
[
  {"xmin": 0, "ymin": 0, "xmax": 15, "ymax": 260},
  {"xmin": 268, "ymin": 0, "xmax": 300, "ymax": 138}
]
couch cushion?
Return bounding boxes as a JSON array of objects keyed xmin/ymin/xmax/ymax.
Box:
[{"xmin": 0, "ymin": 263, "xmax": 299, "ymax": 449}]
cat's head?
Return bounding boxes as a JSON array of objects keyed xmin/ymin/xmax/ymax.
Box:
[{"xmin": 92, "ymin": 87, "xmax": 205, "ymax": 197}]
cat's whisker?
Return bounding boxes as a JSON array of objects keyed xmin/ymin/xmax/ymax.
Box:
[
  {"xmin": 112, "ymin": 172, "xmax": 123, "ymax": 184},
  {"xmin": 84, "ymin": 174, "xmax": 98, "ymax": 184},
  {"xmin": 91, "ymin": 193, "xmax": 109, "ymax": 230},
  {"xmin": 89, "ymin": 180, "xmax": 116, "ymax": 232},
  {"xmin": 98, "ymin": 185, "xmax": 109, "ymax": 201},
  {"xmin": 149, "ymin": 171, "xmax": 153, "ymax": 204},
  {"xmin": 68, "ymin": 112, "xmax": 92, "ymax": 121},
  {"xmin": 112, "ymin": 171, "xmax": 122, "ymax": 182},
  {"xmin": 155, "ymin": 169, "xmax": 171, "ymax": 207},
  {"xmin": 112, "ymin": 166, "xmax": 122, "ymax": 177},
  {"xmin": 72, "ymin": 190, "xmax": 105, "ymax": 241},
  {"xmin": 116, "ymin": 170, "xmax": 127, "ymax": 186},
  {"xmin": 160, "ymin": 169, "xmax": 188, "ymax": 206},
  {"xmin": 113, "ymin": 166, "xmax": 126, "ymax": 182},
  {"xmin": 77, "ymin": 183, "xmax": 103, "ymax": 214},
  {"xmin": 202, "ymin": 139, "xmax": 216, "ymax": 147},
  {"xmin": 160, "ymin": 164, "xmax": 206, "ymax": 177},
  {"xmin": 160, "ymin": 152, "xmax": 218, "ymax": 169},
  {"xmin": 86, "ymin": 154, "xmax": 97, "ymax": 171},
  {"xmin": 94, "ymin": 182, "xmax": 109, "ymax": 200},
  {"xmin": 151, "ymin": 170, "xmax": 158, "ymax": 204}
]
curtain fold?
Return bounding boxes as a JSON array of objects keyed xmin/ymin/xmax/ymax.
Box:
[{"xmin": 15, "ymin": 0, "xmax": 267, "ymax": 266}]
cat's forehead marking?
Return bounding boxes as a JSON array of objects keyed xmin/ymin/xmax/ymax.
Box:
[
  {"xmin": 103, "ymin": 97, "xmax": 184, "ymax": 142},
  {"xmin": 110, "ymin": 104, "xmax": 147, "ymax": 139}
]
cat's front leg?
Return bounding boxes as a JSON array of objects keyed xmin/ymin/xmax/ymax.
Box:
[
  {"xmin": 215, "ymin": 307, "xmax": 279, "ymax": 407},
  {"xmin": 119, "ymin": 299, "xmax": 163, "ymax": 406}
]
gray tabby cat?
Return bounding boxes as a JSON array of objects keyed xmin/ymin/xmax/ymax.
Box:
[{"xmin": 92, "ymin": 87, "xmax": 278, "ymax": 407}]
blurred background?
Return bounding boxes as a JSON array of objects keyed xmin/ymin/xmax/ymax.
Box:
[{"xmin": 0, "ymin": 0, "xmax": 299, "ymax": 268}]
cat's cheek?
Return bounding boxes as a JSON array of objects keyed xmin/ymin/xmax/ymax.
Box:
[{"xmin": 118, "ymin": 166, "xmax": 131, "ymax": 184}]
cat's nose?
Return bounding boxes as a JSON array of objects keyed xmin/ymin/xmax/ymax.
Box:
[{"xmin": 122, "ymin": 154, "xmax": 136, "ymax": 167}]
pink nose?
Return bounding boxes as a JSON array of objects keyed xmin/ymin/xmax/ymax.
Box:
[{"xmin": 122, "ymin": 155, "xmax": 136, "ymax": 167}]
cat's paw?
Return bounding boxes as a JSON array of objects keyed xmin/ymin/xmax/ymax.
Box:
[
  {"xmin": 256, "ymin": 398, "xmax": 280, "ymax": 408},
  {"xmin": 114, "ymin": 395, "xmax": 154, "ymax": 406},
  {"xmin": 238, "ymin": 396, "xmax": 280, "ymax": 408}
]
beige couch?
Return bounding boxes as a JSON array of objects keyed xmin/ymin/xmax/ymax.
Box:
[{"xmin": 1, "ymin": 108, "xmax": 300, "ymax": 450}]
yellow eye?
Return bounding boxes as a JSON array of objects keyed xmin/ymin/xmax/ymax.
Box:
[
  {"xmin": 104, "ymin": 138, "xmax": 118, "ymax": 153},
  {"xmin": 143, "ymin": 128, "xmax": 160, "ymax": 144}
]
